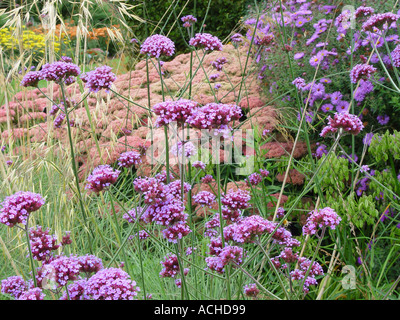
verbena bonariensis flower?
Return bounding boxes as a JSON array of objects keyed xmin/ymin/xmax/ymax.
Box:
[
  {"xmin": 208, "ymin": 236, "xmax": 223, "ymax": 255},
  {"xmin": 362, "ymin": 12, "xmax": 400, "ymax": 31},
  {"xmin": 201, "ymin": 174, "xmax": 214, "ymax": 183},
  {"xmin": 152, "ymin": 99, "xmax": 199, "ymax": 127},
  {"xmin": 188, "ymin": 103, "xmax": 242, "ymax": 130},
  {"xmin": 53, "ymin": 112, "xmax": 66, "ymax": 128},
  {"xmin": 78, "ymin": 254, "xmax": 104, "ymax": 275},
  {"xmin": 391, "ymin": 45, "xmax": 400, "ymax": 67},
  {"xmin": 165, "ymin": 180, "xmax": 191, "ymax": 198},
  {"xmin": 160, "ymin": 253, "xmax": 180, "ymax": 278},
  {"xmin": 302, "ymin": 207, "xmax": 341, "ymax": 235},
  {"xmin": 211, "ymin": 57, "xmax": 228, "ymax": 71},
  {"xmin": 83, "ymin": 65, "xmax": 116, "ymax": 93},
  {"xmin": 162, "ymin": 222, "xmax": 191, "ymax": 243},
  {"xmin": 170, "ymin": 141, "xmax": 197, "ymax": 159},
  {"xmin": 45, "ymin": 254, "xmax": 81, "ymax": 287},
  {"xmin": 349, "ymin": 64, "xmax": 377, "ymax": 83},
  {"xmin": 243, "ymin": 283, "xmax": 260, "ymax": 298},
  {"xmin": 189, "ymin": 33, "xmax": 223, "ymax": 51},
  {"xmin": 246, "ymin": 172, "xmax": 262, "ymax": 186},
  {"xmin": 149, "ymin": 197, "xmax": 187, "ymax": 226},
  {"xmin": 192, "ymin": 160, "xmax": 206, "ymax": 170},
  {"xmin": 60, "ymin": 279, "xmax": 88, "ymax": 300},
  {"xmin": 231, "ymin": 215, "xmax": 275, "ymax": 243},
  {"xmin": 231, "ymin": 33, "xmax": 243, "ymax": 44},
  {"xmin": 0, "ymin": 191, "xmax": 45, "ymax": 227},
  {"xmin": 206, "ymin": 246, "xmax": 243, "ymax": 273},
  {"xmin": 181, "ymin": 15, "xmax": 197, "ymax": 27},
  {"xmin": 117, "ymin": 150, "xmax": 142, "ymax": 168},
  {"xmin": 18, "ymin": 287, "xmax": 45, "ymax": 300},
  {"xmin": 290, "ymin": 257, "xmax": 324, "ymax": 294},
  {"xmin": 377, "ymin": 114, "xmax": 390, "ymax": 125},
  {"xmin": 85, "ymin": 267, "xmax": 140, "ymax": 300},
  {"xmin": 133, "ymin": 177, "xmax": 169, "ymax": 205},
  {"xmin": 320, "ymin": 112, "xmax": 364, "ymax": 137},
  {"xmin": 140, "ymin": 34, "xmax": 175, "ymax": 58},
  {"xmin": 193, "ymin": 191, "xmax": 216, "ymax": 207},
  {"xmin": 60, "ymin": 56, "xmax": 73, "ymax": 63},
  {"xmin": 85, "ymin": 165, "xmax": 120, "ymax": 193},
  {"xmin": 221, "ymin": 206, "xmax": 242, "ymax": 222},
  {"xmin": 1, "ymin": 276, "xmax": 28, "ymax": 299},
  {"xmin": 29, "ymin": 225, "xmax": 60, "ymax": 262},
  {"xmin": 221, "ymin": 189, "xmax": 251, "ymax": 210},
  {"xmin": 21, "ymin": 71, "xmax": 42, "ymax": 87},
  {"xmin": 40, "ymin": 61, "xmax": 81, "ymax": 83}
]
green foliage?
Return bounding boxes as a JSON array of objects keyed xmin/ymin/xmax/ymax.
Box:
[
  {"xmin": 369, "ymin": 130, "xmax": 400, "ymax": 163},
  {"xmin": 329, "ymin": 193, "xmax": 379, "ymax": 229},
  {"xmin": 127, "ymin": 0, "xmax": 247, "ymax": 53},
  {"xmin": 315, "ymin": 153, "xmax": 349, "ymax": 195}
]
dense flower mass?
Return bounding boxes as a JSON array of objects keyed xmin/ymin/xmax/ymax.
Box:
[
  {"xmin": 189, "ymin": 33, "xmax": 223, "ymax": 51},
  {"xmin": 0, "ymin": 191, "xmax": 45, "ymax": 227},
  {"xmin": 85, "ymin": 165, "xmax": 120, "ymax": 193},
  {"xmin": 361, "ymin": 12, "xmax": 400, "ymax": 31},
  {"xmin": 188, "ymin": 103, "xmax": 242, "ymax": 130},
  {"xmin": 193, "ymin": 191, "xmax": 216, "ymax": 207},
  {"xmin": 152, "ymin": 99, "xmax": 198, "ymax": 127},
  {"xmin": 18, "ymin": 287, "xmax": 45, "ymax": 300},
  {"xmin": 83, "ymin": 65, "xmax": 116, "ymax": 93},
  {"xmin": 40, "ymin": 61, "xmax": 81, "ymax": 83},
  {"xmin": 118, "ymin": 150, "xmax": 142, "ymax": 168},
  {"xmin": 78, "ymin": 254, "xmax": 104, "ymax": 275},
  {"xmin": 29, "ymin": 226, "xmax": 60, "ymax": 262},
  {"xmin": 1, "ymin": 276, "xmax": 28, "ymax": 299},
  {"xmin": 160, "ymin": 253, "xmax": 180, "ymax": 278},
  {"xmin": 140, "ymin": 34, "xmax": 175, "ymax": 58},
  {"xmin": 349, "ymin": 64, "xmax": 377, "ymax": 83},
  {"xmin": 243, "ymin": 283, "xmax": 260, "ymax": 298},
  {"xmin": 44, "ymin": 255, "xmax": 81, "ymax": 287},
  {"xmin": 320, "ymin": 112, "xmax": 364, "ymax": 137},
  {"xmin": 20, "ymin": 71, "xmax": 42, "ymax": 87},
  {"xmin": 302, "ymin": 207, "xmax": 341, "ymax": 235},
  {"xmin": 85, "ymin": 268, "xmax": 140, "ymax": 300}
]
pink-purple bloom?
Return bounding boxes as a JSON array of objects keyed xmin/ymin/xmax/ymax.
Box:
[
  {"xmin": 189, "ymin": 33, "xmax": 223, "ymax": 51},
  {"xmin": 140, "ymin": 34, "xmax": 175, "ymax": 58},
  {"xmin": 85, "ymin": 165, "xmax": 120, "ymax": 193},
  {"xmin": 302, "ymin": 207, "xmax": 341, "ymax": 235},
  {"xmin": 83, "ymin": 65, "xmax": 116, "ymax": 93},
  {"xmin": 320, "ymin": 112, "xmax": 364, "ymax": 137}
]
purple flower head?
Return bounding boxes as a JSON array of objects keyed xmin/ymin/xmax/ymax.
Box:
[
  {"xmin": 231, "ymin": 215, "xmax": 276, "ymax": 243},
  {"xmin": 85, "ymin": 165, "xmax": 120, "ymax": 193},
  {"xmin": 192, "ymin": 160, "xmax": 206, "ymax": 170},
  {"xmin": 246, "ymin": 172, "xmax": 262, "ymax": 186},
  {"xmin": 221, "ymin": 189, "xmax": 251, "ymax": 211},
  {"xmin": 162, "ymin": 222, "xmax": 191, "ymax": 243},
  {"xmin": 140, "ymin": 34, "xmax": 175, "ymax": 58},
  {"xmin": 78, "ymin": 254, "xmax": 104, "ymax": 275},
  {"xmin": 18, "ymin": 287, "xmax": 45, "ymax": 300},
  {"xmin": 230, "ymin": 33, "xmax": 243, "ymax": 44},
  {"xmin": 336, "ymin": 100, "xmax": 350, "ymax": 113},
  {"xmin": 53, "ymin": 112, "xmax": 66, "ymax": 128},
  {"xmin": 350, "ymin": 64, "xmax": 377, "ymax": 83},
  {"xmin": 193, "ymin": 191, "xmax": 216, "ymax": 207},
  {"xmin": 0, "ymin": 191, "xmax": 45, "ymax": 227},
  {"xmin": 391, "ymin": 45, "xmax": 400, "ymax": 67},
  {"xmin": 189, "ymin": 33, "xmax": 223, "ymax": 51},
  {"xmin": 294, "ymin": 52, "xmax": 305, "ymax": 60},
  {"xmin": 160, "ymin": 253, "xmax": 180, "ymax": 278},
  {"xmin": 181, "ymin": 15, "xmax": 197, "ymax": 27},
  {"xmin": 377, "ymin": 114, "xmax": 390, "ymax": 125},
  {"xmin": 29, "ymin": 225, "xmax": 60, "ymax": 262},
  {"xmin": 118, "ymin": 150, "xmax": 142, "ymax": 168},
  {"xmin": 1, "ymin": 276, "xmax": 28, "ymax": 299},
  {"xmin": 188, "ymin": 103, "xmax": 242, "ymax": 130},
  {"xmin": 362, "ymin": 12, "xmax": 400, "ymax": 32},
  {"xmin": 320, "ymin": 112, "xmax": 363, "ymax": 137},
  {"xmin": 85, "ymin": 268, "xmax": 140, "ymax": 300},
  {"xmin": 21, "ymin": 71, "xmax": 42, "ymax": 87},
  {"xmin": 83, "ymin": 65, "xmax": 116, "ymax": 93},
  {"xmin": 321, "ymin": 104, "xmax": 334, "ymax": 113},
  {"xmin": 302, "ymin": 207, "xmax": 341, "ymax": 235},
  {"xmin": 153, "ymin": 99, "xmax": 198, "ymax": 127},
  {"xmin": 60, "ymin": 279, "xmax": 88, "ymax": 300},
  {"xmin": 44, "ymin": 254, "xmax": 81, "ymax": 287},
  {"xmin": 211, "ymin": 57, "xmax": 228, "ymax": 71},
  {"xmin": 40, "ymin": 61, "xmax": 81, "ymax": 83}
]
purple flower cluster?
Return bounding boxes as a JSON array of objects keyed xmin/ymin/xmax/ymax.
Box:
[
  {"xmin": 205, "ymin": 245, "xmax": 243, "ymax": 274},
  {"xmin": 85, "ymin": 268, "xmax": 140, "ymax": 300},
  {"xmin": 170, "ymin": 141, "xmax": 197, "ymax": 159},
  {"xmin": 320, "ymin": 112, "xmax": 364, "ymax": 137},
  {"xmin": 40, "ymin": 61, "xmax": 81, "ymax": 83},
  {"xmin": 192, "ymin": 160, "xmax": 206, "ymax": 170},
  {"xmin": 349, "ymin": 64, "xmax": 377, "ymax": 83},
  {"xmin": 211, "ymin": 57, "xmax": 228, "ymax": 71},
  {"xmin": 78, "ymin": 254, "xmax": 104, "ymax": 275},
  {"xmin": 152, "ymin": 99, "xmax": 198, "ymax": 127},
  {"xmin": 243, "ymin": 283, "xmax": 259, "ymax": 298},
  {"xmin": 60, "ymin": 279, "xmax": 88, "ymax": 300},
  {"xmin": 133, "ymin": 177, "xmax": 191, "ymax": 243},
  {"xmin": 188, "ymin": 103, "xmax": 242, "ymax": 130},
  {"xmin": 85, "ymin": 165, "xmax": 120, "ymax": 193},
  {"xmin": 193, "ymin": 191, "xmax": 216, "ymax": 207},
  {"xmin": 140, "ymin": 34, "xmax": 175, "ymax": 58},
  {"xmin": 246, "ymin": 172, "xmax": 263, "ymax": 186},
  {"xmin": 290, "ymin": 257, "xmax": 324, "ymax": 293},
  {"xmin": 18, "ymin": 287, "xmax": 45, "ymax": 300},
  {"xmin": 44, "ymin": 255, "xmax": 81, "ymax": 287},
  {"xmin": 0, "ymin": 191, "xmax": 45, "ymax": 227},
  {"xmin": 1, "ymin": 276, "xmax": 28, "ymax": 299},
  {"xmin": 189, "ymin": 33, "xmax": 223, "ymax": 51},
  {"xmin": 118, "ymin": 150, "xmax": 142, "ymax": 168},
  {"xmin": 181, "ymin": 15, "xmax": 197, "ymax": 28},
  {"xmin": 302, "ymin": 207, "xmax": 341, "ymax": 235},
  {"xmin": 29, "ymin": 225, "xmax": 60, "ymax": 262},
  {"xmin": 82, "ymin": 65, "xmax": 116, "ymax": 93},
  {"xmin": 20, "ymin": 71, "xmax": 42, "ymax": 87},
  {"xmin": 159, "ymin": 253, "xmax": 180, "ymax": 278},
  {"xmin": 362, "ymin": 12, "xmax": 400, "ymax": 31}
]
